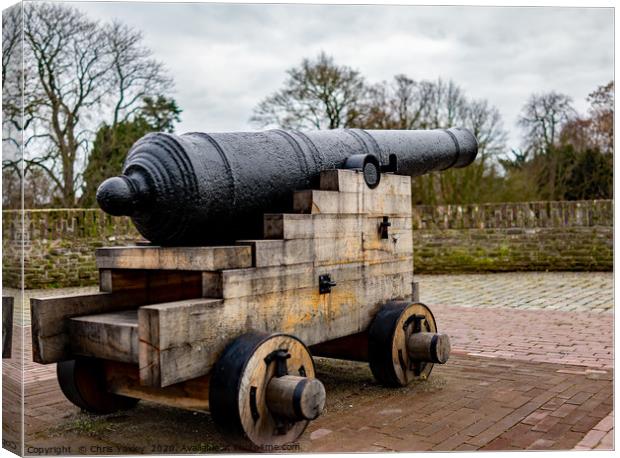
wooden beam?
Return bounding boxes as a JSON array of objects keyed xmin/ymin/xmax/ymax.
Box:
[
  {"xmin": 138, "ymin": 268, "xmax": 412, "ymax": 387},
  {"xmin": 264, "ymin": 214, "xmax": 412, "ymax": 240},
  {"xmin": 319, "ymin": 169, "xmax": 411, "ymax": 195},
  {"xmin": 69, "ymin": 310, "xmax": 139, "ymax": 363},
  {"xmin": 293, "ymin": 190, "xmax": 411, "ymax": 216},
  {"xmin": 104, "ymin": 361, "xmax": 211, "ymax": 411},
  {"xmin": 138, "ymin": 298, "xmax": 224, "ymax": 387},
  {"xmin": 31, "ymin": 290, "xmax": 147, "ymax": 364},
  {"xmin": 239, "ymin": 229, "xmax": 413, "ymax": 268},
  {"xmin": 96, "ymin": 245, "xmax": 252, "ymax": 271},
  {"xmin": 99, "ymin": 269, "xmax": 205, "ymax": 302},
  {"xmin": 32, "ymin": 267, "xmax": 213, "ymax": 364},
  {"xmin": 310, "ymin": 331, "xmax": 369, "ymax": 362},
  {"xmin": 219, "ymin": 258, "xmax": 411, "ymax": 299}
]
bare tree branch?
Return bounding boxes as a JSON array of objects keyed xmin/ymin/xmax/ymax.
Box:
[{"xmin": 7, "ymin": 3, "xmax": 174, "ymax": 207}]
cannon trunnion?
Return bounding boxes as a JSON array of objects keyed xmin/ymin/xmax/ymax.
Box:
[{"xmin": 32, "ymin": 169, "xmax": 454, "ymax": 450}]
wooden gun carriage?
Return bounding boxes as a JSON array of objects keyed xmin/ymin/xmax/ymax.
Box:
[
  {"xmin": 31, "ymin": 127, "xmax": 475, "ymax": 450},
  {"xmin": 31, "ymin": 170, "xmax": 450, "ymax": 449}
]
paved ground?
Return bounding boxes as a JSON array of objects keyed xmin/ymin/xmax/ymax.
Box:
[
  {"xmin": 2, "ymin": 272, "xmax": 613, "ymax": 454},
  {"xmin": 418, "ymin": 271, "xmax": 613, "ymax": 313}
]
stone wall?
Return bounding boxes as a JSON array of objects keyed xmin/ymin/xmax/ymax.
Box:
[
  {"xmin": 2, "ymin": 209, "xmax": 140, "ymax": 289},
  {"xmin": 411, "ymin": 200, "xmax": 613, "ymax": 273},
  {"xmin": 1, "ymin": 200, "xmax": 613, "ymax": 289}
]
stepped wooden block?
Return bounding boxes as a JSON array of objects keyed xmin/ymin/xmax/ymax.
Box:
[
  {"xmin": 293, "ymin": 170, "xmax": 412, "ymax": 216},
  {"xmin": 139, "ymin": 266, "xmax": 412, "ymax": 387},
  {"xmin": 31, "ymin": 270, "xmax": 213, "ymax": 364},
  {"xmin": 31, "ymin": 291, "xmax": 146, "ymax": 363},
  {"xmin": 138, "ymin": 298, "xmax": 224, "ymax": 387},
  {"xmin": 96, "ymin": 245, "xmax": 252, "ymax": 271},
  {"xmin": 70, "ymin": 310, "xmax": 139, "ymax": 363},
  {"xmin": 293, "ymin": 190, "xmax": 411, "ymax": 215},
  {"xmin": 264, "ymin": 214, "xmax": 412, "ymax": 240},
  {"xmin": 319, "ymin": 169, "xmax": 411, "ymax": 195}
]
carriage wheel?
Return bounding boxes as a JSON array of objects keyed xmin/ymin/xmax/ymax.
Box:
[
  {"xmin": 369, "ymin": 301, "xmax": 451, "ymax": 387},
  {"xmin": 209, "ymin": 332, "xmax": 326, "ymax": 450},
  {"xmin": 57, "ymin": 358, "xmax": 139, "ymax": 414}
]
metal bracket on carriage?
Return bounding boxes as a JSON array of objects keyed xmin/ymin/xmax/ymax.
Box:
[
  {"xmin": 264, "ymin": 349, "xmax": 291, "ymax": 377},
  {"xmin": 318, "ymin": 274, "xmax": 337, "ymax": 294},
  {"xmin": 379, "ymin": 216, "xmax": 392, "ymax": 239}
]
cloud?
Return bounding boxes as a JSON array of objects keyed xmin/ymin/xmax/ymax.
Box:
[{"xmin": 75, "ymin": 2, "xmax": 613, "ymax": 149}]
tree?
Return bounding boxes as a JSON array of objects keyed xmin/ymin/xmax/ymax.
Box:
[
  {"xmin": 138, "ymin": 95, "xmax": 182, "ymax": 132},
  {"xmin": 80, "ymin": 96, "xmax": 182, "ymax": 206},
  {"xmin": 517, "ymin": 91, "xmax": 576, "ymax": 157},
  {"xmin": 11, "ymin": 3, "xmax": 173, "ymax": 207},
  {"xmin": 3, "ymin": 168, "xmax": 56, "ymax": 209},
  {"xmin": 502, "ymin": 84, "xmax": 613, "ymax": 202},
  {"xmin": 555, "ymin": 82, "xmax": 613, "ymax": 200},
  {"xmin": 357, "ymin": 76, "xmax": 506, "ymax": 204},
  {"xmin": 105, "ymin": 21, "xmax": 172, "ymax": 127},
  {"xmin": 356, "ymin": 75, "xmax": 436, "ymax": 130},
  {"xmin": 515, "ymin": 92, "xmax": 576, "ymax": 200},
  {"xmin": 564, "ymin": 147, "xmax": 612, "ymax": 200},
  {"xmin": 2, "ymin": 5, "xmax": 23, "ymax": 209},
  {"xmin": 251, "ymin": 52, "xmax": 367, "ymax": 129},
  {"xmin": 586, "ymin": 81, "xmax": 613, "ymax": 155},
  {"xmin": 252, "ymin": 56, "xmax": 508, "ymax": 204}
]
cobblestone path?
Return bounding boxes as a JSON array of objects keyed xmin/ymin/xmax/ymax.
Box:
[{"xmin": 418, "ymin": 272, "xmax": 613, "ymax": 313}]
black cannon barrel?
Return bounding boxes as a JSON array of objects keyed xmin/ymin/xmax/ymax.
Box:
[{"xmin": 97, "ymin": 128, "xmax": 478, "ymax": 245}]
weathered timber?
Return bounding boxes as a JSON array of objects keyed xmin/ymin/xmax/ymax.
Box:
[
  {"xmin": 309, "ymin": 332, "xmax": 369, "ymax": 362},
  {"xmin": 217, "ymin": 258, "xmax": 412, "ymax": 299},
  {"xmin": 2, "ymin": 296, "xmax": 14, "ymax": 358},
  {"xmin": 293, "ymin": 189, "xmax": 412, "ymax": 216},
  {"xmin": 31, "ymin": 271, "xmax": 214, "ymax": 365},
  {"xmin": 241, "ymin": 228, "xmax": 412, "ymax": 267},
  {"xmin": 138, "ymin": 298, "xmax": 224, "ymax": 387},
  {"xmin": 69, "ymin": 310, "xmax": 139, "ymax": 363},
  {"xmin": 319, "ymin": 169, "xmax": 411, "ymax": 195},
  {"xmin": 96, "ymin": 245, "xmax": 252, "ymax": 270},
  {"xmin": 31, "ymin": 291, "xmax": 146, "ymax": 364},
  {"xmin": 264, "ymin": 214, "xmax": 412, "ymax": 240},
  {"xmin": 99, "ymin": 269, "xmax": 204, "ymax": 301},
  {"xmin": 104, "ymin": 361, "xmax": 211, "ymax": 411},
  {"xmin": 139, "ymin": 269, "xmax": 411, "ymax": 387}
]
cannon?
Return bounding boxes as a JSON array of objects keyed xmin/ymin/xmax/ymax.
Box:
[
  {"xmin": 97, "ymin": 128, "xmax": 477, "ymax": 245},
  {"xmin": 31, "ymin": 128, "xmax": 477, "ymax": 450}
]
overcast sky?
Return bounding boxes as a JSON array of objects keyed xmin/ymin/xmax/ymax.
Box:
[{"xmin": 75, "ymin": 2, "xmax": 614, "ymax": 150}]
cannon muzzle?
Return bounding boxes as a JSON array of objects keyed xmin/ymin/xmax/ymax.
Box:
[{"xmin": 97, "ymin": 128, "xmax": 477, "ymax": 245}]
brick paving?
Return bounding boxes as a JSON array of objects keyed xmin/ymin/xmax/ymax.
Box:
[
  {"xmin": 574, "ymin": 413, "xmax": 614, "ymax": 450},
  {"xmin": 300, "ymin": 355, "xmax": 613, "ymax": 452},
  {"xmin": 433, "ymin": 304, "xmax": 613, "ymax": 370},
  {"xmin": 2, "ymin": 272, "xmax": 614, "ymax": 453}
]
